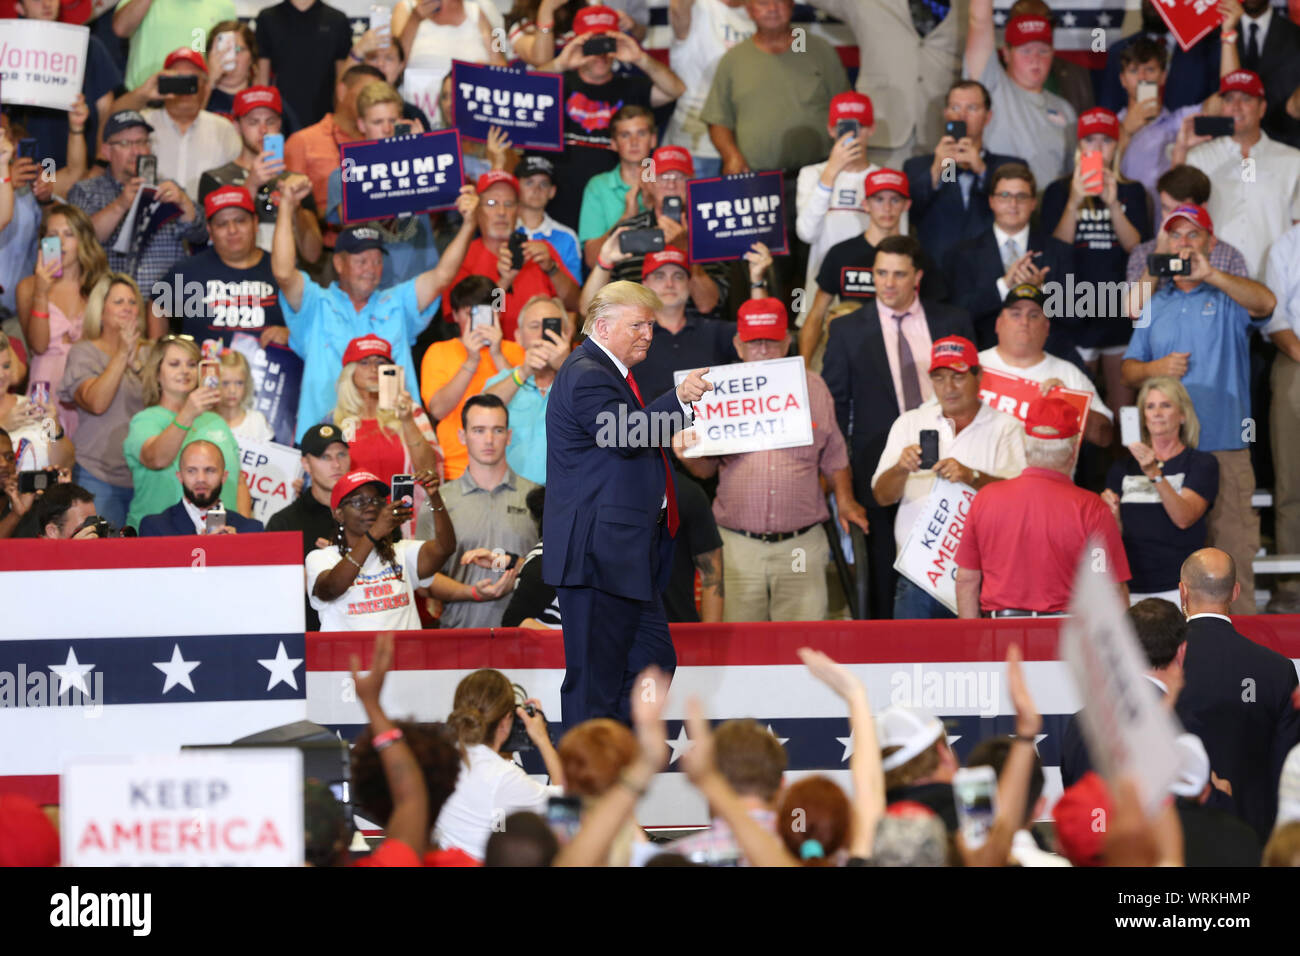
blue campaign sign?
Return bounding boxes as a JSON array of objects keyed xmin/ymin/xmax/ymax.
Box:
[
  {"xmin": 200, "ymin": 331, "xmax": 304, "ymax": 446},
  {"xmin": 339, "ymin": 129, "xmax": 464, "ymax": 223},
  {"xmin": 451, "ymin": 60, "xmax": 564, "ymax": 152},
  {"xmin": 687, "ymin": 171, "xmax": 788, "ymax": 264}
]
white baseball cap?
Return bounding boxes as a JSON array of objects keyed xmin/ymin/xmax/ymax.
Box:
[{"xmin": 876, "ymin": 706, "xmax": 945, "ymax": 771}]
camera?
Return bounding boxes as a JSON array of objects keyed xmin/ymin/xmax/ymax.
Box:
[
  {"xmin": 582, "ymin": 35, "xmax": 616, "ymax": 56},
  {"xmin": 1147, "ymin": 253, "xmax": 1187, "ymax": 278},
  {"xmin": 18, "ymin": 469, "xmax": 59, "ymax": 494},
  {"xmin": 158, "ymin": 74, "xmax": 199, "ymax": 96},
  {"xmin": 504, "ymin": 684, "xmax": 549, "ymax": 753},
  {"xmin": 77, "ymin": 514, "xmax": 120, "ymax": 538},
  {"xmin": 618, "ymin": 228, "xmax": 665, "ymax": 256}
]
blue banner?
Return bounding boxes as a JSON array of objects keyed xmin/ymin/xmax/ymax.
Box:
[
  {"xmin": 339, "ymin": 129, "xmax": 464, "ymax": 223},
  {"xmin": 687, "ymin": 171, "xmax": 788, "ymax": 264},
  {"xmin": 452, "ymin": 60, "xmax": 564, "ymax": 152},
  {"xmin": 197, "ymin": 331, "xmax": 304, "ymax": 446}
]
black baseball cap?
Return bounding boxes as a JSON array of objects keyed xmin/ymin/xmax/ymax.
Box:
[
  {"xmin": 515, "ymin": 154, "xmax": 555, "ymax": 182},
  {"xmin": 300, "ymin": 423, "xmax": 348, "ymax": 458},
  {"xmin": 336, "ymin": 224, "xmax": 387, "ymax": 255},
  {"xmin": 1002, "ymin": 283, "xmax": 1047, "ymax": 309},
  {"xmin": 103, "ymin": 110, "xmax": 154, "ymax": 140}
]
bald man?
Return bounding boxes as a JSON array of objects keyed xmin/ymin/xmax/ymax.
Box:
[
  {"xmin": 139, "ymin": 440, "xmax": 265, "ymax": 536},
  {"xmin": 1175, "ymin": 548, "xmax": 1300, "ymax": 842}
]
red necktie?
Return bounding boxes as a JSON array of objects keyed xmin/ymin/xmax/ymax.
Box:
[{"xmin": 626, "ymin": 371, "xmax": 679, "ymax": 536}]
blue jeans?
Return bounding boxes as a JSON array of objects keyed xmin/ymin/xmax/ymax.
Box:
[
  {"xmin": 893, "ymin": 577, "xmax": 957, "ymax": 620},
  {"xmin": 72, "ymin": 464, "xmax": 133, "ymax": 531},
  {"xmin": 692, "ymin": 156, "xmax": 722, "ymax": 179}
]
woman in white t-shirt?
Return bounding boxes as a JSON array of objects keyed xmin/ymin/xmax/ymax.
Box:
[
  {"xmin": 434, "ymin": 668, "xmax": 565, "ymax": 861},
  {"xmin": 305, "ymin": 468, "xmax": 454, "ymax": 632}
]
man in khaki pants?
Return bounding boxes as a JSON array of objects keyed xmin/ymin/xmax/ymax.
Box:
[
  {"xmin": 672, "ymin": 298, "xmax": 870, "ymax": 621},
  {"xmin": 1265, "ymin": 223, "xmax": 1300, "ymax": 613}
]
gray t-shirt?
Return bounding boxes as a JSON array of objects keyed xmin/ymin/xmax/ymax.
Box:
[
  {"xmin": 432, "ymin": 467, "xmax": 540, "ymax": 629},
  {"xmin": 58, "ymin": 340, "xmax": 146, "ymax": 487},
  {"xmin": 701, "ymin": 36, "xmax": 850, "ymax": 173},
  {"xmin": 971, "ymin": 55, "xmax": 1076, "ymax": 191}
]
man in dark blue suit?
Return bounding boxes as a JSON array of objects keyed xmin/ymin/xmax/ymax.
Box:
[
  {"xmin": 1175, "ymin": 548, "xmax": 1300, "ymax": 843},
  {"xmin": 139, "ymin": 441, "xmax": 264, "ymax": 536},
  {"xmin": 821, "ymin": 236, "xmax": 974, "ymax": 618},
  {"xmin": 543, "ymin": 281, "xmax": 712, "ymax": 726},
  {"xmin": 943, "ymin": 162, "xmax": 1075, "ymax": 351},
  {"xmin": 903, "ymin": 80, "xmax": 1027, "ymax": 268}
]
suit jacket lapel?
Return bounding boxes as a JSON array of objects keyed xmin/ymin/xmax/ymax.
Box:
[{"xmin": 581, "ymin": 338, "xmax": 640, "ymax": 406}]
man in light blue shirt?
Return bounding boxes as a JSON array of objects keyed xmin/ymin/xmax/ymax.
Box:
[
  {"xmin": 482, "ymin": 295, "xmax": 571, "ymax": 484},
  {"xmin": 1122, "ymin": 204, "xmax": 1276, "ymax": 613},
  {"xmin": 271, "ymin": 173, "xmax": 478, "ymax": 439}
]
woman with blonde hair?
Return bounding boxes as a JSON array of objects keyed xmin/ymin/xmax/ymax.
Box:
[
  {"xmin": 1102, "ymin": 376, "xmax": 1218, "ymax": 604},
  {"xmin": 434, "ymin": 668, "xmax": 565, "ymax": 861},
  {"xmin": 16, "ymin": 203, "xmax": 110, "ymax": 438},
  {"xmin": 215, "ymin": 349, "xmax": 274, "ymax": 442},
  {"xmin": 56, "ymin": 274, "xmax": 149, "ymax": 527},
  {"xmin": 123, "ymin": 335, "xmax": 251, "ymax": 530}
]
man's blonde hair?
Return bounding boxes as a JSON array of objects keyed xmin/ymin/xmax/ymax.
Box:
[
  {"xmin": 356, "ymin": 80, "xmax": 403, "ymax": 119},
  {"xmin": 583, "ymin": 281, "xmax": 662, "ymax": 338}
]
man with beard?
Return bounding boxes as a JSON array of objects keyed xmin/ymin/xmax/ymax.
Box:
[{"xmin": 138, "ymin": 439, "xmax": 264, "ymax": 535}]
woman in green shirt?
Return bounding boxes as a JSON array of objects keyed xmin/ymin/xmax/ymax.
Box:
[{"xmin": 123, "ymin": 335, "xmax": 251, "ymax": 530}]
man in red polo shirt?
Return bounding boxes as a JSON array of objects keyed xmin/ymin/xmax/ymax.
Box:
[
  {"xmin": 955, "ymin": 396, "xmax": 1130, "ymax": 618},
  {"xmin": 441, "ymin": 171, "xmax": 580, "ymax": 339}
]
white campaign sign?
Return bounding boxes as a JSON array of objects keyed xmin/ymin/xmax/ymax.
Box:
[
  {"xmin": 675, "ymin": 356, "xmax": 812, "ymax": 457},
  {"xmin": 237, "ymin": 439, "xmax": 302, "ymax": 525},
  {"xmin": 61, "ymin": 750, "xmax": 304, "ymax": 866},
  {"xmin": 893, "ymin": 477, "xmax": 977, "ymax": 614},
  {"xmin": 0, "ymin": 20, "xmax": 89, "ymax": 111},
  {"xmin": 1059, "ymin": 542, "xmax": 1183, "ymax": 816}
]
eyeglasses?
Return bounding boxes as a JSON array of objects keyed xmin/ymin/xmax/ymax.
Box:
[
  {"xmin": 108, "ymin": 138, "xmax": 150, "ymax": 149},
  {"xmin": 483, "ymin": 199, "xmax": 518, "ymax": 210},
  {"xmin": 343, "ymin": 495, "xmax": 386, "ymax": 510},
  {"xmin": 992, "ymin": 192, "xmax": 1034, "ymax": 203}
]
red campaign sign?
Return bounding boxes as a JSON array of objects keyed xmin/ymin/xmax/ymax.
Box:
[
  {"xmin": 978, "ymin": 368, "xmax": 1092, "ymax": 460},
  {"xmin": 1149, "ymin": 0, "xmax": 1223, "ymax": 52}
]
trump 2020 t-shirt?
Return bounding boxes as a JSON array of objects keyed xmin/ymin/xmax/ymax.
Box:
[{"xmin": 305, "ymin": 539, "xmax": 433, "ymax": 631}]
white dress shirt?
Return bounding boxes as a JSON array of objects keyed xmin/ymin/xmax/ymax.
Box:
[{"xmin": 143, "ymin": 108, "xmax": 243, "ymax": 201}]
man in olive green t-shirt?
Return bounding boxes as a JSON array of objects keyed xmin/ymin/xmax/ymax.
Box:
[
  {"xmin": 113, "ymin": 0, "xmax": 236, "ymax": 91},
  {"xmin": 701, "ymin": 0, "xmax": 850, "ymax": 175}
]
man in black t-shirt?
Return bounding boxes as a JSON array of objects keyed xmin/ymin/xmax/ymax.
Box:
[
  {"xmin": 152, "ymin": 185, "xmax": 287, "ymax": 345},
  {"xmin": 537, "ymin": 4, "xmax": 686, "ymax": 230},
  {"xmin": 664, "ymin": 475, "xmax": 724, "ymax": 623},
  {"xmin": 255, "ymin": 0, "xmax": 354, "ymax": 128}
]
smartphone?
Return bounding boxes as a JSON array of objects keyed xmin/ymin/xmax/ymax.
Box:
[
  {"xmin": 1147, "ymin": 253, "xmax": 1186, "ymax": 278},
  {"xmin": 618, "ymin": 228, "xmax": 665, "ymax": 256},
  {"xmin": 952, "ymin": 766, "xmax": 998, "ymax": 850},
  {"xmin": 1080, "ymin": 150, "xmax": 1104, "ymax": 196},
  {"xmin": 200, "ymin": 358, "xmax": 220, "ymax": 390},
  {"xmin": 377, "ymin": 364, "xmax": 401, "ymax": 410},
  {"xmin": 470, "ymin": 304, "xmax": 494, "ymax": 330},
  {"xmin": 1119, "ymin": 405, "xmax": 1141, "ymax": 447},
  {"xmin": 215, "ymin": 31, "xmax": 237, "ymax": 72},
  {"xmin": 40, "ymin": 237, "xmax": 62, "ymax": 278},
  {"xmin": 135, "ymin": 154, "xmax": 157, "ymax": 186},
  {"xmin": 541, "ymin": 316, "xmax": 563, "ymax": 341},
  {"xmin": 582, "ymin": 34, "xmax": 616, "ymax": 56},
  {"xmin": 944, "ymin": 119, "xmax": 967, "ymax": 140},
  {"xmin": 17, "ymin": 137, "xmax": 38, "ymax": 161},
  {"xmin": 507, "ymin": 231, "xmax": 526, "ymax": 270},
  {"xmin": 370, "ymin": 4, "xmax": 393, "ymax": 35},
  {"xmin": 18, "ymin": 469, "xmax": 60, "ymax": 494},
  {"xmin": 390, "ymin": 473, "xmax": 414, "ymax": 505},
  {"xmin": 394, "ymin": 122, "xmax": 412, "ymax": 137},
  {"xmin": 661, "ymin": 195, "xmax": 684, "ymax": 223},
  {"xmin": 919, "ymin": 429, "xmax": 940, "ymax": 470},
  {"xmin": 835, "ymin": 117, "xmax": 860, "ymax": 142},
  {"xmin": 262, "ymin": 133, "xmax": 284, "ymax": 167},
  {"xmin": 28, "ymin": 380, "xmax": 50, "ymax": 407},
  {"xmin": 204, "ymin": 505, "xmax": 226, "ymax": 534},
  {"xmin": 1193, "ymin": 115, "xmax": 1234, "ymax": 138},
  {"xmin": 546, "ymin": 795, "xmax": 583, "ymax": 844},
  {"xmin": 1136, "ymin": 81, "xmax": 1159, "ymax": 105},
  {"xmin": 158, "ymin": 74, "xmax": 200, "ymax": 96}
]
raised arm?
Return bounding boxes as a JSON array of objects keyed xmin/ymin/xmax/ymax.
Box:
[
  {"xmin": 272, "ymin": 174, "xmax": 310, "ymax": 312},
  {"xmin": 415, "ymin": 471, "xmax": 457, "ymax": 579},
  {"xmin": 416, "ymin": 187, "xmax": 478, "ymax": 313},
  {"xmin": 966, "ymin": 0, "xmax": 997, "ymax": 79},
  {"xmin": 112, "ymin": 0, "xmax": 154, "ymax": 39}
]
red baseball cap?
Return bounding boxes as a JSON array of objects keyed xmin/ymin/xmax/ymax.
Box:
[
  {"xmin": 864, "ymin": 168, "xmax": 909, "ymax": 199},
  {"xmin": 652, "ymin": 145, "xmax": 693, "ymax": 179},
  {"xmin": 1024, "ymin": 395, "xmax": 1081, "ymax": 439},
  {"xmin": 1005, "ymin": 14, "xmax": 1053, "ymax": 47},
  {"xmin": 234, "ymin": 85, "xmax": 283, "ymax": 118},
  {"xmin": 1161, "ymin": 203, "xmax": 1214, "ymax": 236},
  {"xmin": 0, "ymin": 793, "xmax": 59, "ymax": 867},
  {"xmin": 1077, "ymin": 107, "xmax": 1120, "ymax": 141},
  {"xmin": 342, "ymin": 334, "xmax": 393, "ymax": 366},
  {"xmin": 1052, "ymin": 772, "xmax": 1111, "ymax": 867},
  {"xmin": 737, "ymin": 297, "xmax": 789, "ymax": 342},
  {"xmin": 477, "ymin": 170, "xmax": 520, "ymax": 196},
  {"xmin": 642, "ymin": 247, "xmax": 689, "ymax": 280},
  {"xmin": 574, "ymin": 4, "xmax": 619, "ymax": 35},
  {"xmin": 929, "ymin": 335, "xmax": 978, "ymax": 374},
  {"xmin": 829, "ymin": 91, "xmax": 874, "ymax": 127},
  {"xmin": 1220, "ymin": 69, "xmax": 1265, "ymax": 99},
  {"xmin": 164, "ymin": 47, "xmax": 207, "ymax": 72},
  {"xmin": 203, "ymin": 184, "xmax": 256, "ymax": 219},
  {"xmin": 330, "ymin": 470, "xmax": 387, "ymax": 511}
]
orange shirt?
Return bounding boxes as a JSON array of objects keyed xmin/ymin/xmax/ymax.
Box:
[
  {"xmin": 421, "ymin": 338, "xmax": 525, "ymax": 480},
  {"xmin": 285, "ymin": 113, "xmax": 360, "ymax": 214}
]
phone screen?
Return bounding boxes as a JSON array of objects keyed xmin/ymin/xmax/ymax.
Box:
[
  {"xmin": 835, "ymin": 118, "xmax": 860, "ymax": 141},
  {"xmin": 919, "ymin": 430, "xmax": 940, "ymax": 470},
  {"xmin": 390, "ymin": 474, "xmax": 414, "ymax": 504},
  {"xmin": 200, "ymin": 359, "xmax": 220, "ymax": 390},
  {"xmin": 547, "ymin": 796, "xmax": 583, "ymax": 844},
  {"xmin": 953, "ymin": 768, "xmax": 998, "ymax": 850}
]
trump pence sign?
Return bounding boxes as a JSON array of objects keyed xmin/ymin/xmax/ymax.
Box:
[
  {"xmin": 452, "ymin": 61, "xmax": 563, "ymax": 151},
  {"xmin": 687, "ymin": 171, "xmax": 788, "ymax": 263},
  {"xmin": 339, "ymin": 128, "xmax": 464, "ymax": 222},
  {"xmin": 675, "ymin": 357, "xmax": 812, "ymax": 457}
]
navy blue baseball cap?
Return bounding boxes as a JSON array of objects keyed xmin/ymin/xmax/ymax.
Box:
[
  {"xmin": 336, "ymin": 224, "xmax": 387, "ymax": 254},
  {"xmin": 103, "ymin": 110, "xmax": 154, "ymax": 140}
]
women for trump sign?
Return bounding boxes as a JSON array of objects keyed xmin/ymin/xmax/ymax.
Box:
[{"xmin": 0, "ymin": 19, "xmax": 88, "ymax": 111}]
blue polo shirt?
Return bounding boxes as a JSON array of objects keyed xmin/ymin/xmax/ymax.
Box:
[
  {"xmin": 484, "ymin": 368, "xmax": 549, "ymax": 484},
  {"xmin": 1126, "ymin": 282, "xmax": 1266, "ymax": 452},
  {"xmin": 282, "ymin": 275, "xmax": 438, "ymax": 440}
]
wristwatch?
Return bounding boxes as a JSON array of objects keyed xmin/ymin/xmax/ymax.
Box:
[{"xmin": 970, "ymin": 469, "xmax": 981, "ymax": 484}]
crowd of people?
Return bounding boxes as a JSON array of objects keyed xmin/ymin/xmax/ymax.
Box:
[{"xmin": 3, "ymin": 0, "xmax": 1300, "ymax": 868}]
